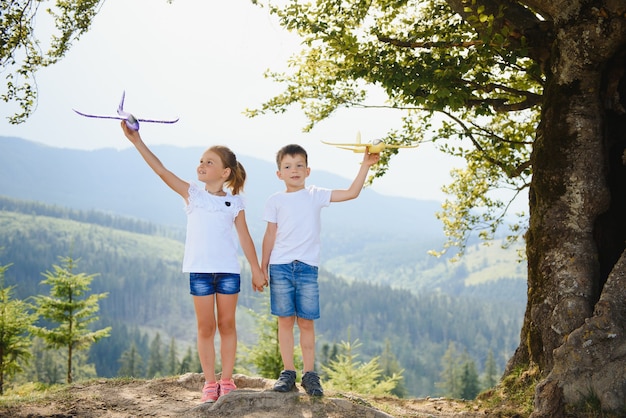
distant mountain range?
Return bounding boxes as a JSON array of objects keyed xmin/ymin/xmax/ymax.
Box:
[
  {"xmin": 0, "ymin": 136, "xmax": 442, "ymax": 226},
  {"xmin": 0, "ymin": 136, "xmax": 526, "ymax": 298}
]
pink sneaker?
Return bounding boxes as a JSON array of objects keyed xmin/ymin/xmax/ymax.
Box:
[
  {"xmin": 219, "ymin": 379, "xmax": 237, "ymax": 397},
  {"xmin": 201, "ymin": 381, "xmax": 220, "ymax": 403}
]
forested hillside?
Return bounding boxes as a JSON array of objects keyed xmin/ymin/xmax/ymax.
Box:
[
  {"xmin": 0, "ymin": 136, "xmax": 449, "ymax": 289},
  {"xmin": 0, "ymin": 198, "xmax": 524, "ymax": 397},
  {"xmin": 0, "ymin": 136, "xmax": 527, "ymax": 297},
  {"xmin": 0, "ymin": 136, "xmax": 527, "ymax": 398}
]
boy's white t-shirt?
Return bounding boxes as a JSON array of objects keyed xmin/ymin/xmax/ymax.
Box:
[
  {"xmin": 182, "ymin": 182, "xmax": 244, "ymax": 273},
  {"xmin": 264, "ymin": 185, "xmax": 332, "ymax": 267}
]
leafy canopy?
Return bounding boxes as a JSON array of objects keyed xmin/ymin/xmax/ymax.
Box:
[
  {"xmin": 1, "ymin": 1, "xmax": 105, "ymax": 124},
  {"xmin": 249, "ymin": 0, "xmax": 544, "ymax": 256}
]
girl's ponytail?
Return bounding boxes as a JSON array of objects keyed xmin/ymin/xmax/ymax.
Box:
[
  {"xmin": 230, "ymin": 160, "xmax": 246, "ymax": 195},
  {"xmin": 209, "ymin": 145, "xmax": 246, "ymax": 195}
]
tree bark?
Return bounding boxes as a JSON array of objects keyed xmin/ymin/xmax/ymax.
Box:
[
  {"xmin": 504, "ymin": 2, "xmax": 626, "ymax": 415},
  {"xmin": 535, "ymin": 249, "xmax": 626, "ymax": 414}
]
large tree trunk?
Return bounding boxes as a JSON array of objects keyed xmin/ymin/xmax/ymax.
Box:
[{"xmin": 504, "ymin": 4, "xmax": 626, "ymax": 415}]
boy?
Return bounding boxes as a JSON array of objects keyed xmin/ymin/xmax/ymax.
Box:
[{"xmin": 261, "ymin": 144, "xmax": 380, "ymax": 396}]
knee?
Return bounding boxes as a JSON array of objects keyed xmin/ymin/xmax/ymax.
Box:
[
  {"xmin": 197, "ymin": 321, "xmax": 217, "ymax": 338},
  {"xmin": 297, "ymin": 318, "xmax": 314, "ymax": 332},
  {"xmin": 217, "ymin": 318, "xmax": 236, "ymax": 335},
  {"xmin": 278, "ymin": 316, "xmax": 296, "ymax": 328}
]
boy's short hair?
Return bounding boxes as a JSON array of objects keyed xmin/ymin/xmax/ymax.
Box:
[{"xmin": 276, "ymin": 144, "xmax": 308, "ymax": 168}]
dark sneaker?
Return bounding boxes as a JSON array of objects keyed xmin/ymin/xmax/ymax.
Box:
[
  {"xmin": 301, "ymin": 371, "xmax": 324, "ymax": 396},
  {"xmin": 273, "ymin": 370, "xmax": 297, "ymax": 392}
]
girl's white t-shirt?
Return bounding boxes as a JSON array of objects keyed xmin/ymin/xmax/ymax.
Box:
[
  {"xmin": 182, "ymin": 182, "xmax": 244, "ymax": 273},
  {"xmin": 263, "ymin": 185, "xmax": 332, "ymax": 267}
]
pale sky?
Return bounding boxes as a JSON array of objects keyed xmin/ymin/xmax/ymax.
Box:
[{"xmin": 0, "ymin": 0, "xmax": 507, "ymax": 206}]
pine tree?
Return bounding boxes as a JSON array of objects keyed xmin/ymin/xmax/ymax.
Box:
[
  {"xmin": 322, "ymin": 339, "xmax": 402, "ymax": 395},
  {"xmin": 240, "ymin": 303, "xmax": 302, "ymax": 379},
  {"xmin": 70, "ymin": 350, "xmax": 98, "ymax": 382},
  {"xmin": 146, "ymin": 333, "xmax": 165, "ymax": 378},
  {"xmin": 118, "ymin": 343, "xmax": 144, "ymax": 377},
  {"xmin": 178, "ymin": 346, "xmax": 194, "ymax": 375},
  {"xmin": 319, "ymin": 343, "xmax": 339, "ymax": 379},
  {"xmin": 33, "ymin": 256, "xmax": 111, "ymax": 384},
  {"xmin": 190, "ymin": 346, "xmax": 202, "ymax": 374},
  {"xmin": 0, "ymin": 263, "xmax": 38, "ymax": 394},
  {"xmin": 459, "ymin": 357, "xmax": 480, "ymax": 400},
  {"xmin": 21, "ymin": 337, "xmax": 63, "ymax": 384},
  {"xmin": 167, "ymin": 337, "xmax": 178, "ymax": 376},
  {"xmin": 379, "ymin": 339, "xmax": 408, "ymax": 398},
  {"xmin": 482, "ymin": 349, "xmax": 499, "ymax": 390},
  {"xmin": 437, "ymin": 342, "xmax": 462, "ymax": 398}
]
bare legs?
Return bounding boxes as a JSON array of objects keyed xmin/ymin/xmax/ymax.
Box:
[
  {"xmin": 216, "ymin": 293, "xmax": 238, "ymax": 381},
  {"xmin": 193, "ymin": 293, "xmax": 239, "ymax": 383},
  {"xmin": 277, "ymin": 316, "xmax": 316, "ymax": 372}
]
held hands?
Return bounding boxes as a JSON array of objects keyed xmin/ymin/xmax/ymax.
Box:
[{"xmin": 252, "ymin": 268, "xmax": 268, "ymax": 293}]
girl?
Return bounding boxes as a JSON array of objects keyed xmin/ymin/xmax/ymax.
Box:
[{"xmin": 121, "ymin": 122, "xmax": 267, "ymax": 403}]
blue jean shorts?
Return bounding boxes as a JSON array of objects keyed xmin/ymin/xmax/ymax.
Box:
[
  {"xmin": 269, "ymin": 261, "xmax": 320, "ymax": 320},
  {"xmin": 189, "ymin": 273, "xmax": 241, "ymax": 296}
]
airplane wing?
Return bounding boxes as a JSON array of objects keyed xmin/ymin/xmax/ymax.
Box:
[
  {"xmin": 74, "ymin": 109, "xmax": 179, "ymax": 131},
  {"xmin": 321, "ymin": 139, "xmax": 419, "ymax": 153},
  {"xmin": 385, "ymin": 144, "xmax": 419, "ymax": 149},
  {"xmin": 320, "ymin": 140, "xmax": 367, "ymax": 147},
  {"xmin": 136, "ymin": 117, "xmax": 180, "ymax": 124},
  {"xmin": 73, "ymin": 109, "xmax": 125, "ymax": 120},
  {"xmin": 321, "ymin": 141, "xmax": 368, "ymax": 152},
  {"xmin": 336, "ymin": 146, "xmax": 364, "ymax": 152}
]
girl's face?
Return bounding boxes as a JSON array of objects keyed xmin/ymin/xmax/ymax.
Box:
[
  {"xmin": 197, "ymin": 150, "xmax": 229, "ymax": 184},
  {"xmin": 277, "ymin": 153, "xmax": 310, "ymax": 191}
]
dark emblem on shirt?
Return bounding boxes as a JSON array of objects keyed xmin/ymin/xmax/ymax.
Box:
[{"xmin": 225, "ymin": 201, "xmax": 231, "ymax": 207}]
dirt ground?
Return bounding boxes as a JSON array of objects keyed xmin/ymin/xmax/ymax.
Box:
[{"xmin": 0, "ymin": 373, "xmax": 502, "ymax": 418}]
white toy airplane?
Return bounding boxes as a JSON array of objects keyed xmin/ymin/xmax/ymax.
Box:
[
  {"xmin": 322, "ymin": 132, "xmax": 418, "ymax": 153},
  {"xmin": 73, "ymin": 91, "xmax": 179, "ymax": 131}
]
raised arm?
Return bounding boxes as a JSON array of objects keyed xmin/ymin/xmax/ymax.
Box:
[
  {"xmin": 121, "ymin": 121, "xmax": 190, "ymax": 199},
  {"xmin": 330, "ymin": 151, "xmax": 380, "ymax": 202}
]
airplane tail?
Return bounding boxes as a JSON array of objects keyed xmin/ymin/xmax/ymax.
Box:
[{"xmin": 117, "ymin": 91, "xmax": 127, "ymax": 116}]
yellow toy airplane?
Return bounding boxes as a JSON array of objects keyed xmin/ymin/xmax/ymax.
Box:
[{"xmin": 321, "ymin": 132, "xmax": 418, "ymax": 153}]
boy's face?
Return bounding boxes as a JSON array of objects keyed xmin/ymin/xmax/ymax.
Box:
[{"xmin": 277, "ymin": 153, "xmax": 310, "ymax": 191}]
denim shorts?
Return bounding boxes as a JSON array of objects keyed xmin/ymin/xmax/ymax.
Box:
[
  {"xmin": 269, "ymin": 261, "xmax": 320, "ymax": 320},
  {"xmin": 189, "ymin": 273, "xmax": 241, "ymax": 296}
]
